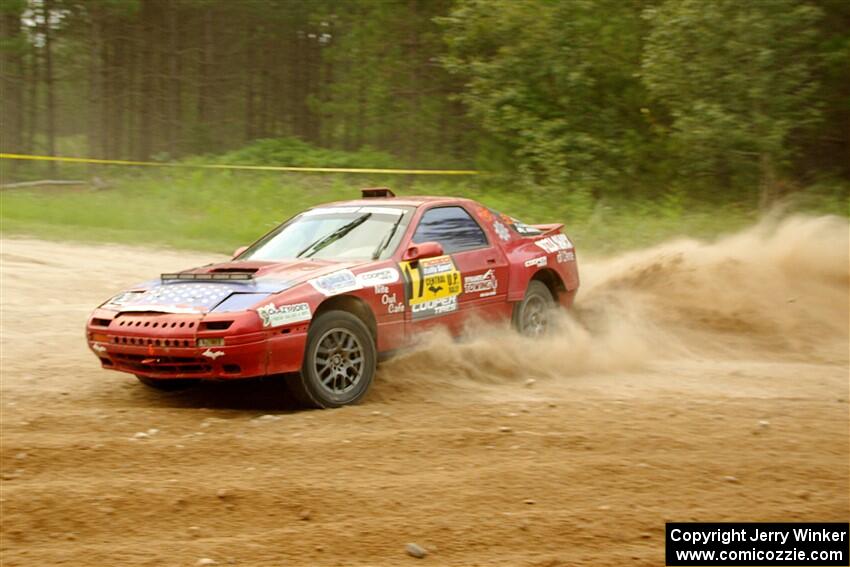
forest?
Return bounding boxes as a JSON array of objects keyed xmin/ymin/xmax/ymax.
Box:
[{"xmin": 0, "ymin": 0, "xmax": 848, "ymax": 251}]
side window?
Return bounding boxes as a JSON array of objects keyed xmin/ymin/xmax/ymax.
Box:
[{"xmin": 412, "ymin": 206, "xmax": 488, "ymax": 254}]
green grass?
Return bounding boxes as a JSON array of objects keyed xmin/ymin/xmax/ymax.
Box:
[{"xmin": 1, "ymin": 165, "xmax": 845, "ymax": 256}]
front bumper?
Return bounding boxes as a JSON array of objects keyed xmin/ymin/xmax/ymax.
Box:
[{"xmin": 86, "ymin": 309, "xmax": 308, "ymax": 380}]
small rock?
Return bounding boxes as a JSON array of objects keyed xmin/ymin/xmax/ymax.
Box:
[
  {"xmin": 524, "ymin": 378, "xmax": 536, "ymax": 387},
  {"xmin": 216, "ymin": 489, "xmax": 231, "ymax": 499},
  {"xmin": 255, "ymin": 414, "xmax": 280, "ymax": 421},
  {"xmin": 371, "ymin": 410, "xmax": 382, "ymax": 416},
  {"xmin": 795, "ymin": 490, "xmax": 811, "ymax": 500},
  {"xmin": 498, "ymin": 426, "xmax": 513, "ymax": 433},
  {"xmin": 524, "ymin": 499, "xmax": 536, "ymax": 505},
  {"xmin": 315, "ymin": 545, "xmax": 325, "ymax": 552},
  {"xmin": 640, "ymin": 532, "xmax": 651, "ymax": 539},
  {"xmin": 197, "ymin": 559, "xmax": 217, "ymax": 566},
  {"xmin": 147, "ymin": 428, "xmax": 159, "ymax": 436},
  {"xmin": 299, "ymin": 509, "xmax": 311, "ymax": 521},
  {"xmin": 405, "ymin": 543, "xmax": 427, "ymax": 559},
  {"xmin": 132, "ymin": 432, "xmax": 149, "ymax": 440},
  {"xmin": 519, "ymin": 519, "xmax": 530, "ymax": 531},
  {"xmin": 188, "ymin": 526, "xmax": 201, "ymax": 538},
  {"xmin": 722, "ymin": 475, "xmax": 740, "ymax": 484},
  {"xmin": 757, "ymin": 420, "xmax": 770, "ymax": 428}
]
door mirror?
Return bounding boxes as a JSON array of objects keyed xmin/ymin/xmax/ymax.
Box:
[
  {"xmin": 232, "ymin": 246, "xmax": 248, "ymax": 259},
  {"xmin": 402, "ymin": 241, "xmax": 444, "ymax": 262}
]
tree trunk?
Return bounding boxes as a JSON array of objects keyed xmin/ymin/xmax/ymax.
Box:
[
  {"xmin": 0, "ymin": 5, "xmax": 24, "ymax": 156},
  {"xmin": 42, "ymin": 0, "xmax": 57, "ymax": 174}
]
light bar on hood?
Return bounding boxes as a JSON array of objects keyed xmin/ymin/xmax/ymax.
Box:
[{"xmin": 161, "ymin": 272, "xmax": 254, "ymax": 282}]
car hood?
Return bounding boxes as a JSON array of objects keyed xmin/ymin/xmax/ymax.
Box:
[{"xmin": 106, "ymin": 258, "xmax": 371, "ymax": 314}]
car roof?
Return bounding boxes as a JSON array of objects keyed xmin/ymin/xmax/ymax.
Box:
[{"xmin": 319, "ymin": 195, "xmax": 476, "ymax": 209}]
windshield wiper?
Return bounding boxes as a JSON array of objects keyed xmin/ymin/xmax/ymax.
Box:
[
  {"xmin": 296, "ymin": 213, "xmax": 372, "ymax": 259},
  {"xmin": 371, "ymin": 212, "xmax": 405, "ymax": 260}
]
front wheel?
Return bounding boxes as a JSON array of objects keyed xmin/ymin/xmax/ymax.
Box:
[
  {"xmin": 136, "ymin": 375, "xmax": 199, "ymax": 391},
  {"xmin": 513, "ymin": 280, "xmax": 556, "ymax": 337},
  {"xmin": 288, "ymin": 310, "xmax": 377, "ymax": 408}
]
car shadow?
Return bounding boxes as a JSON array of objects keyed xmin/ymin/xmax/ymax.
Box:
[{"xmin": 126, "ymin": 374, "xmax": 305, "ymax": 412}]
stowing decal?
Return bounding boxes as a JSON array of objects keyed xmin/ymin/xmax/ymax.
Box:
[
  {"xmin": 309, "ymin": 269, "xmax": 361, "ymax": 296},
  {"xmin": 400, "ymin": 255, "xmax": 462, "ymax": 320},
  {"xmin": 463, "ymin": 269, "xmax": 498, "ymax": 297},
  {"xmin": 257, "ymin": 302, "xmax": 312, "ymax": 327}
]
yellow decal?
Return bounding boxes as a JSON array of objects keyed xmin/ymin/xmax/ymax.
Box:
[{"xmin": 400, "ymin": 255, "xmax": 462, "ymax": 319}]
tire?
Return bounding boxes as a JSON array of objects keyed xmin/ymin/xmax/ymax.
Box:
[
  {"xmin": 513, "ymin": 280, "xmax": 556, "ymax": 337},
  {"xmin": 136, "ymin": 375, "xmax": 199, "ymax": 391},
  {"xmin": 288, "ymin": 310, "xmax": 377, "ymax": 409}
]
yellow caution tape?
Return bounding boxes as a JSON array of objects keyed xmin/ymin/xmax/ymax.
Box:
[{"xmin": 0, "ymin": 153, "xmax": 479, "ymax": 175}]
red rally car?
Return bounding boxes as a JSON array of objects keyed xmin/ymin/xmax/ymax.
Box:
[{"xmin": 86, "ymin": 188, "xmax": 579, "ymax": 408}]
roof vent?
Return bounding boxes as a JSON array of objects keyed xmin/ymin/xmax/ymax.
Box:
[{"xmin": 361, "ymin": 187, "xmax": 396, "ymax": 198}]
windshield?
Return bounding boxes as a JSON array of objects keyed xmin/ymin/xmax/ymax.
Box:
[{"xmin": 239, "ymin": 206, "xmax": 413, "ymax": 261}]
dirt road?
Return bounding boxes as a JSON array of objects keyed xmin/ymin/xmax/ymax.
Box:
[{"xmin": 1, "ymin": 216, "xmax": 848, "ymax": 566}]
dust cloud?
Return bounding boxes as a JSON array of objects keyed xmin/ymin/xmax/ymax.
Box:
[{"xmin": 378, "ymin": 215, "xmax": 849, "ymax": 395}]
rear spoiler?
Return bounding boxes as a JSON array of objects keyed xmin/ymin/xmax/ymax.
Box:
[{"xmin": 530, "ymin": 223, "xmax": 564, "ymax": 236}]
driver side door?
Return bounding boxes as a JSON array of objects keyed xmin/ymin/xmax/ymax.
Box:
[{"xmin": 400, "ymin": 205, "xmax": 506, "ymax": 336}]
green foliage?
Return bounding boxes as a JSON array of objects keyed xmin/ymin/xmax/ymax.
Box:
[
  {"xmin": 4, "ymin": 166, "xmax": 843, "ymax": 258},
  {"xmin": 201, "ymin": 137, "xmax": 401, "ymax": 169},
  {"xmin": 440, "ymin": 0, "xmax": 658, "ymax": 194},
  {"xmin": 642, "ymin": 0, "xmax": 823, "ymax": 200}
]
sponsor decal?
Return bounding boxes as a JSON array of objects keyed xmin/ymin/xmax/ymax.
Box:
[
  {"xmin": 302, "ymin": 206, "xmax": 361, "ymax": 216},
  {"xmin": 201, "ymin": 349, "xmax": 225, "ymax": 359},
  {"xmin": 464, "ymin": 269, "xmax": 498, "ymax": 297},
  {"xmin": 303, "ymin": 206, "xmax": 404, "ymax": 217},
  {"xmin": 257, "ymin": 302, "xmax": 312, "ymax": 327},
  {"xmin": 356, "ymin": 267, "xmax": 399, "ymax": 288},
  {"xmin": 382, "ymin": 292, "xmax": 405, "ymax": 314},
  {"xmin": 358, "ymin": 206, "xmax": 404, "ymax": 216},
  {"xmin": 103, "ymin": 290, "xmax": 145, "ymax": 308},
  {"xmin": 309, "ymin": 269, "xmax": 361, "ymax": 296},
  {"xmin": 477, "ymin": 206, "xmax": 494, "ymax": 222},
  {"xmin": 534, "ymin": 234, "xmax": 572, "ymax": 253},
  {"xmin": 524, "ymin": 256, "xmax": 548, "ymax": 268},
  {"xmin": 557, "ymin": 250, "xmax": 575, "ymax": 263},
  {"xmin": 420, "ymin": 255, "xmax": 455, "ymax": 276},
  {"xmin": 411, "ymin": 296, "xmax": 458, "ymax": 317},
  {"xmin": 400, "ymin": 255, "xmax": 463, "ymax": 320},
  {"xmin": 493, "ymin": 220, "xmax": 511, "ymax": 241}
]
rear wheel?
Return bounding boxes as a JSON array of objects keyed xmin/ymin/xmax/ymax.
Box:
[
  {"xmin": 513, "ymin": 280, "xmax": 556, "ymax": 337},
  {"xmin": 288, "ymin": 310, "xmax": 376, "ymax": 408},
  {"xmin": 136, "ymin": 375, "xmax": 199, "ymax": 391}
]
